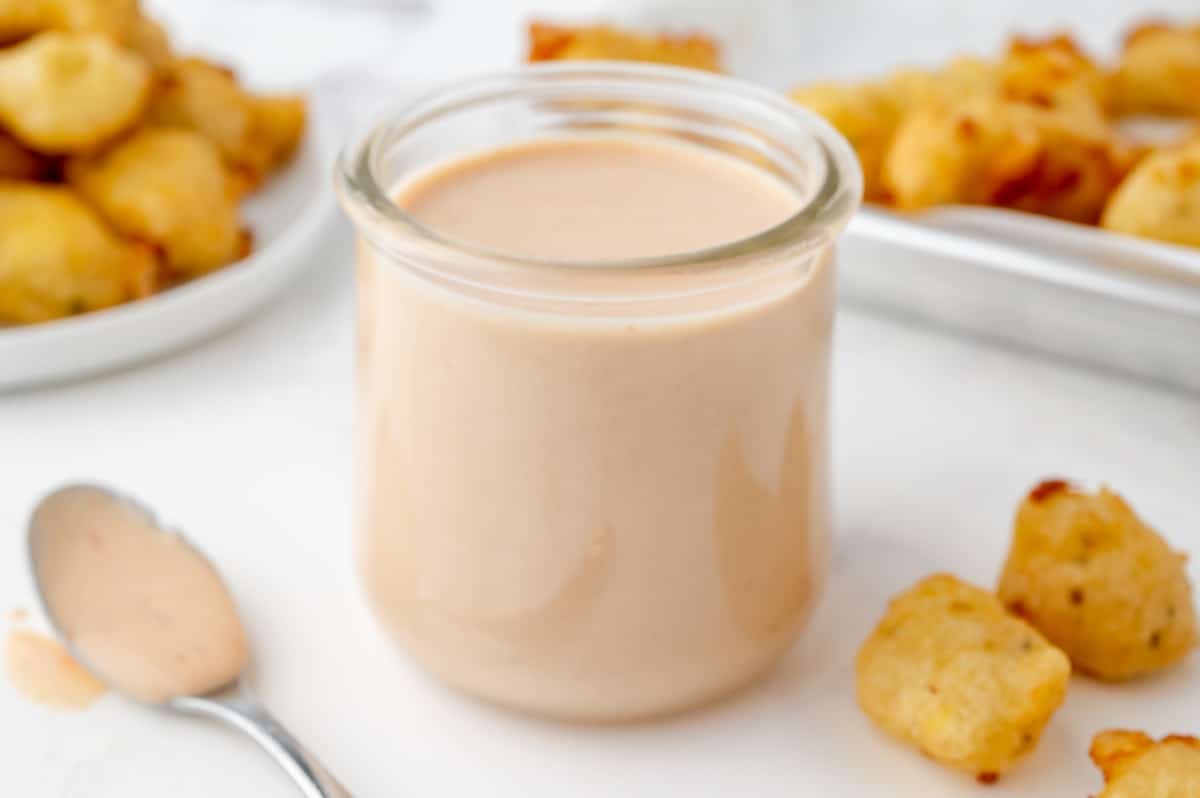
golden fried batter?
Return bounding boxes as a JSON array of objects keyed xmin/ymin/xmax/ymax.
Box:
[
  {"xmin": 127, "ymin": 13, "xmax": 171, "ymax": 69},
  {"xmin": 1114, "ymin": 23, "xmax": 1200, "ymax": 116},
  {"xmin": 998, "ymin": 480, "xmax": 1198, "ymax": 681},
  {"xmin": 528, "ymin": 21, "xmax": 721, "ymax": 72},
  {"xmin": 1102, "ymin": 141, "xmax": 1200, "ymax": 247},
  {"xmin": 1090, "ymin": 730, "xmax": 1200, "ymax": 797},
  {"xmin": 881, "ymin": 57, "xmax": 998, "ymax": 116},
  {"xmin": 856, "ymin": 574, "xmax": 1070, "ymax": 783},
  {"xmin": 0, "ymin": 181, "xmax": 155, "ymax": 324},
  {"xmin": 146, "ymin": 58, "xmax": 304, "ymax": 186},
  {"xmin": 0, "ymin": 133, "xmax": 53, "ymax": 180},
  {"xmin": 884, "ymin": 95, "xmax": 1128, "ymax": 223},
  {"xmin": 790, "ymin": 82, "xmax": 900, "ymax": 202},
  {"xmin": 0, "ymin": 0, "xmax": 136, "ymax": 44},
  {"xmin": 1001, "ymin": 34, "xmax": 1111, "ymax": 117},
  {"xmin": 68, "ymin": 128, "xmax": 247, "ymax": 277},
  {"xmin": 0, "ymin": 31, "xmax": 151, "ymax": 154}
]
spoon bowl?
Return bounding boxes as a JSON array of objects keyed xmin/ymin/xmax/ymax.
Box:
[{"xmin": 27, "ymin": 483, "xmax": 352, "ymax": 798}]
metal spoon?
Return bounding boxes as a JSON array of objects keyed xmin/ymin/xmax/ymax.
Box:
[{"xmin": 27, "ymin": 483, "xmax": 352, "ymax": 798}]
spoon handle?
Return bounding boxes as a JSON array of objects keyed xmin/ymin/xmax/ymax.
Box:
[{"xmin": 173, "ymin": 691, "xmax": 352, "ymax": 798}]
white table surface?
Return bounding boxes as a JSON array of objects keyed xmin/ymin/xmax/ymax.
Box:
[{"xmin": 3, "ymin": 1, "xmax": 1199, "ymax": 795}]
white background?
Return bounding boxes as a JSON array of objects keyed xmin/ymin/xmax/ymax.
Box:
[{"xmin": 2, "ymin": 1, "xmax": 1199, "ymax": 795}]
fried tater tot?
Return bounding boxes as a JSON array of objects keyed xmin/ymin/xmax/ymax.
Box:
[
  {"xmin": 1113, "ymin": 23, "xmax": 1200, "ymax": 116},
  {"xmin": 527, "ymin": 21, "xmax": 721, "ymax": 72},
  {"xmin": 0, "ymin": 31, "xmax": 151, "ymax": 154},
  {"xmin": 884, "ymin": 95, "xmax": 1128, "ymax": 223},
  {"xmin": 790, "ymin": 82, "xmax": 900, "ymax": 202},
  {"xmin": 0, "ymin": 0, "xmax": 136, "ymax": 44},
  {"xmin": 1101, "ymin": 141, "xmax": 1200, "ymax": 247},
  {"xmin": 146, "ymin": 58, "xmax": 305, "ymax": 186},
  {"xmin": 1001, "ymin": 34, "xmax": 1111, "ymax": 117},
  {"xmin": 237, "ymin": 94, "xmax": 306, "ymax": 191},
  {"xmin": 68, "ymin": 128, "xmax": 247, "ymax": 278},
  {"xmin": 127, "ymin": 13, "xmax": 171, "ymax": 69},
  {"xmin": 881, "ymin": 56, "xmax": 998, "ymax": 116},
  {"xmin": 998, "ymin": 480, "xmax": 1198, "ymax": 681},
  {"xmin": 147, "ymin": 57, "xmax": 255, "ymax": 163},
  {"xmin": 0, "ymin": 181, "xmax": 155, "ymax": 324},
  {"xmin": 857, "ymin": 574, "xmax": 1070, "ymax": 783},
  {"xmin": 883, "ymin": 95, "xmax": 1041, "ymax": 211},
  {"xmin": 1090, "ymin": 731, "xmax": 1200, "ymax": 797},
  {"xmin": 0, "ymin": 133, "xmax": 53, "ymax": 180}
]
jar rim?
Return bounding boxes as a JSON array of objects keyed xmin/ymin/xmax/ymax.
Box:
[{"xmin": 336, "ymin": 62, "xmax": 862, "ymax": 272}]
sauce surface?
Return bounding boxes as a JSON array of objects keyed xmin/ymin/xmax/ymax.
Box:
[
  {"xmin": 30, "ymin": 486, "xmax": 247, "ymax": 703},
  {"xmin": 400, "ymin": 135, "xmax": 799, "ymax": 261}
]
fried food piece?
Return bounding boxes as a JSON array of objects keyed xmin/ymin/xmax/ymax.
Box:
[
  {"xmin": 0, "ymin": 31, "xmax": 151, "ymax": 154},
  {"xmin": 1113, "ymin": 23, "xmax": 1200, "ymax": 116},
  {"xmin": 1001, "ymin": 34, "xmax": 1111, "ymax": 117},
  {"xmin": 147, "ymin": 57, "xmax": 254, "ymax": 163},
  {"xmin": 0, "ymin": 181, "xmax": 155, "ymax": 324},
  {"xmin": 1090, "ymin": 730, "xmax": 1200, "ymax": 797},
  {"xmin": 883, "ymin": 95, "xmax": 1128, "ymax": 222},
  {"xmin": 239, "ymin": 95, "xmax": 306, "ymax": 189},
  {"xmin": 998, "ymin": 481, "xmax": 1198, "ymax": 681},
  {"xmin": 857, "ymin": 574, "xmax": 1070, "ymax": 782},
  {"xmin": 1102, "ymin": 141, "xmax": 1200, "ymax": 247},
  {"xmin": 147, "ymin": 58, "xmax": 305, "ymax": 186},
  {"xmin": 528, "ymin": 21, "xmax": 720, "ymax": 72},
  {"xmin": 882, "ymin": 56, "xmax": 998, "ymax": 116},
  {"xmin": 0, "ymin": 0, "xmax": 137, "ymax": 44},
  {"xmin": 0, "ymin": 133, "xmax": 53, "ymax": 180},
  {"xmin": 68, "ymin": 128, "xmax": 247, "ymax": 277},
  {"xmin": 127, "ymin": 13, "xmax": 171, "ymax": 69},
  {"xmin": 790, "ymin": 82, "xmax": 900, "ymax": 202}
]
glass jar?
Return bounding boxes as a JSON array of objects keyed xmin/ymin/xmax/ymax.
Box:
[{"xmin": 336, "ymin": 63, "xmax": 861, "ymax": 721}]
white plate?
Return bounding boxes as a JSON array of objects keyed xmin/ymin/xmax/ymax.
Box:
[{"xmin": 0, "ymin": 127, "xmax": 338, "ymax": 392}]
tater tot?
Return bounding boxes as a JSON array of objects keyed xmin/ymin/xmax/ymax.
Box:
[
  {"xmin": 0, "ymin": 181, "xmax": 155, "ymax": 324},
  {"xmin": 0, "ymin": 0, "xmax": 137, "ymax": 44},
  {"xmin": 527, "ymin": 21, "xmax": 721, "ymax": 72},
  {"xmin": 0, "ymin": 31, "xmax": 151, "ymax": 154},
  {"xmin": 857, "ymin": 574, "xmax": 1070, "ymax": 783},
  {"xmin": 1113, "ymin": 23, "xmax": 1200, "ymax": 116},
  {"xmin": 67, "ymin": 128, "xmax": 247, "ymax": 277},
  {"xmin": 1101, "ymin": 141, "xmax": 1200, "ymax": 247},
  {"xmin": 1090, "ymin": 730, "xmax": 1200, "ymax": 797},
  {"xmin": 790, "ymin": 82, "xmax": 899, "ymax": 202},
  {"xmin": 998, "ymin": 480, "xmax": 1198, "ymax": 681}
]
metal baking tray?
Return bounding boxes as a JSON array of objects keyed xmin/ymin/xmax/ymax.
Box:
[{"xmin": 840, "ymin": 206, "xmax": 1200, "ymax": 393}]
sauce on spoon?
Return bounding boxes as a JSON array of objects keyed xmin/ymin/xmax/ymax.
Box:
[{"xmin": 29, "ymin": 485, "xmax": 248, "ymax": 703}]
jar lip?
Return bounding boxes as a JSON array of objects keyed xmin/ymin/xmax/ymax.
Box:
[{"xmin": 336, "ymin": 62, "xmax": 862, "ymax": 271}]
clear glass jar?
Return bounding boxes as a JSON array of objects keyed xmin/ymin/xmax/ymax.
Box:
[{"xmin": 336, "ymin": 63, "xmax": 860, "ymax": 721}]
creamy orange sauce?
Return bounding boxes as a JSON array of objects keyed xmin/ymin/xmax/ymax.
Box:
[
  {"xmin": 30, "ymin": 486, "xmax": 248, "ymax": 703},
  {"xmin": 5, "ymin": 627, "xmax": 106, "ymax": 710},
  {"xmin": 356, "ymin": 134, "xmax": 833, "ymax": 719}
]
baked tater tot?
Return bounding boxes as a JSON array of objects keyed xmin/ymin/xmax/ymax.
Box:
[
  {"xmin": 881, "ymin": 56, "xmax": 998, "ymax": 116},
  {"xmin": 0, "ymin": 32, "xmax": 151, "ymax": 154},
  {"xmin": 68, "ymin": 128, "xmax": 247, "ymax": 277},
  {"xmin": 998, "ymin": 481, "xmax": 1198, "ymax": 681},
  {"xmin": 0, "ymin": 0, "xmax": 137, "ymax": 44},
  {"xmin": 1090, "ymin": 731, "xmax": 1200, "ymax": 797},
  {"xmin": 790, "ymin": 82, "xmax": 899, "ymax": 201},
  {"xmin": 882, "ymin": 95, "xmax": 1040, "ymax": 211},
  {"xmin": 1113, "ymin": 23, "xmax": 1200, "ymax": 116},
  {"xmin": 857, "ymin": 574, "xmax": 1070, "ymax": 783},
  {"xmin": 147, "ymin": 58, "xmax": 255, "ymax": 165},
  {"xmin": 127, "ymin": 13, "xmax": 171, "ymax": 69},
  {"xmin": 147, "ymin": 58, "xmax": 304, "ymax": 186},
  {"xmin": 0, "ymin": 133, "xmax": 53, "ymax": 181},
  {"xmin": 884, "ymin": 95, "xmax": 1127, "ymax": 223},
  {"xmin": 1001, "ymin": 34, "xmax": 1111, "ymax": 117},
  {"xmin": 1101, "ymin": 141, "xmax": 1200, "ymax": 247},
  {"xmin": 528, "ymin": 21, "xmax": 721, "ymax": 72},
  {"xmin": 0, "ymin": 181, "xmax": 155, "ymax": 324}
]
